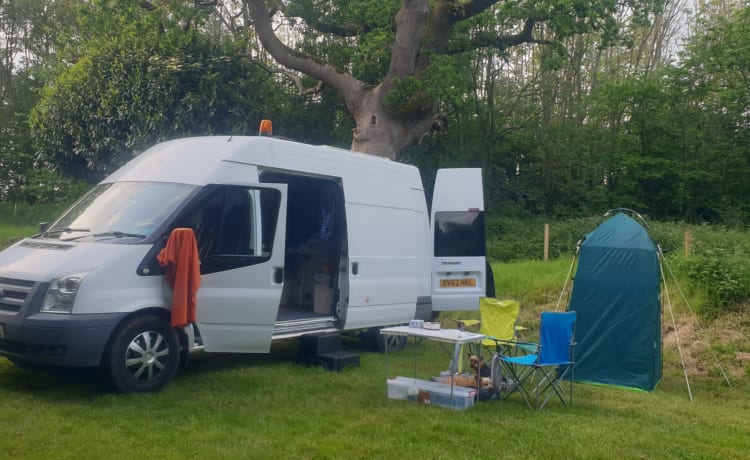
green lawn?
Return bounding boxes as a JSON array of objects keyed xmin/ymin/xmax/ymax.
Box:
[
  {"xmin": 0, "ymin": 229, "xmax": 748, "ymax": 458},
  {"xmin": 0, "ymin": 225, "xmax": 35, "ymax": 248},
  {"xmin": 1, "ymin": 338, "xmax": 747, "ymax": 459}
]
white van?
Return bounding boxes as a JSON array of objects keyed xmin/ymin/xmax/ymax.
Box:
[{"xmin": 0, "ymin": 135, "xmax": 486, "ymax": 392}]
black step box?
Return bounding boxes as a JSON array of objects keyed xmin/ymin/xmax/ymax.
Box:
[{"xmin": 297, "ymin": 333, "xmax": 360, "ymax": 372}]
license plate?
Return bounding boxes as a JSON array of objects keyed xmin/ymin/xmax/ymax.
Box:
[
  {"xmin": 440, "ymin": 278, "xmax": 476, "ymax": 288},
  {"xmin": 0, "ymin": 324, "xmax": 4, "ymax": 339}
]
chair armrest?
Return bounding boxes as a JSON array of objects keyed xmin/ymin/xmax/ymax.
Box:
[
  {"xmin": 489, "ymin": 338, "xmax": 539, "ymax": 356},
  {"xmin": 450, "ymin": 319, "xmax": 480, "ymax": 332},
  {"xmin": 456, "ymin": 319, "xmax": 480, "ymax": 328},
  {"xmin": 489, "ymin": 337, "xmax": 537, "ymax": 348}
]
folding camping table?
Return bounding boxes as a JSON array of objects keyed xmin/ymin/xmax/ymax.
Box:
[{"xmin": 380, "ymin": 326, "xmax": 486, "ymax": 409}]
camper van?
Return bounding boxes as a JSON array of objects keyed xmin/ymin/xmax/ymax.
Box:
[{"xmin": 0, "ymin": 135, "xmax": 486, "ymax": 392}]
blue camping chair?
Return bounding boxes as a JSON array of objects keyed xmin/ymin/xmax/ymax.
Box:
[{"xmin": 497, "ymin": 311, "xmax": 577, "ymax": 409}]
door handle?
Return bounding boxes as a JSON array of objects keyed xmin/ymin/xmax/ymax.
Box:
[
  {"xmin": 273, "ymin": 267, "xmax": 284, "ymax": 284},
  {"xmin": 352, "ymin": 262, "xmax": 359, "ymax": 275}
]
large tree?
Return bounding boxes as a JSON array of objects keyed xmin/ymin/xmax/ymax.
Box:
[{"xmin": 244, "ymin": 0, "xmax": 663, "ymax": 159}]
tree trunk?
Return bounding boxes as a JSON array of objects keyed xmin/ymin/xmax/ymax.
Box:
[
  {"xmin": 246, "ymin": 0, "xmax": 438, "ymax": 160},
  {"xmin": 350, "ymin": 86, "xmax": 436, "ymax": 159}
]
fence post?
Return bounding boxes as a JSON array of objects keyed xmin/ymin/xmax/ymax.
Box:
[
  {"xmin": 544, "ymin": 223, "xmax": 550, "ymax": 261},
  {"xmin": 684, "ymin": 231, "xmax": 691, "ymax": 258}
]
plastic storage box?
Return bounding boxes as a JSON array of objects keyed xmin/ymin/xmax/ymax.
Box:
[{"xmin": 387, "ymin": 376, "xmax": 476, "ymax": 410}]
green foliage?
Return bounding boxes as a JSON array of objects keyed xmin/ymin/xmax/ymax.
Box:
[
  {"xmin": 31, "ymin": 33, "xmax": 288, "ymax": 183},
  {"xmin": 653, "ymin": 222, "xmax": 750, "ymax": 316},
  {"xmin": 2, "ymin": 0, "xmax": 750, "ymax": 231},
  {"xmin": 18, "ymin": 169, "xmax": 90, "ymax": 205},
  {"xmin": 672, "ymin": 246, "xmax": 750, "ymax": 319},
  {"xmin": 286, "ymin": 0, "xmax": 399, "ymax": 83},
  {"xmin": 486, "ymin": 215, "xmax": 600, "ymax": 262},
  {"xmin": 0, "ymin": 71, "xmax": 42, "ymax": 202}
]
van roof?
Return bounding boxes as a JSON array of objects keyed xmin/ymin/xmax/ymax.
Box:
[{"xmin": 103, "ymin": 136, "xmax": 421, "ymax": 188}]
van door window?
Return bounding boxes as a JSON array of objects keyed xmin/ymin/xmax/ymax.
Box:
[
  {"xmin": 434, "ymin": 211, "xmax": 486, "ymax": 257},
  {"xmin": 186, "ymin": 185, "xmax": 281, "ymax": 274}
]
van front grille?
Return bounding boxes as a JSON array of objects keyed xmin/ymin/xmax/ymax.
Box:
[{"xmin": 0, "ymin": 277, "xmax": 35, "ymax": 313}]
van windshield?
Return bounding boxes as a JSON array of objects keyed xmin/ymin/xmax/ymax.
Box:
[{"xmin": 41, "ymin": 182, "xmax": 196, "ymax": 242}]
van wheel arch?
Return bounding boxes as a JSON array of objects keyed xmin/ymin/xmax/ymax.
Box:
[{"xmin": 102, "ymin": 309, "xmax": 180, "ymax": 393}]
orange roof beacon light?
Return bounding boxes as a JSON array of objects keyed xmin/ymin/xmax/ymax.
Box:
[{"xmin": 259, "ymin": 119, "xmax": 273, "ymax": 136}]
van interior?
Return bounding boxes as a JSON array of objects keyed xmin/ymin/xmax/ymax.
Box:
[{"xmin": 259, "ymin": 171, "xmax": 347, "ymax": 322}]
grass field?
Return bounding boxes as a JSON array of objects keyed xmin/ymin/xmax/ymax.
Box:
[
  {"xmin": 0, "ymin": 257, "xmax": 747, "ymax": 459},
  {"xmin": 0, "ymin": 225, "xmax": 36, "ymax": 248},
  {"xmin": 1, "ymin": 333, "xmax": 747, "ymax": 459},
  {"xmin": 0, "ymin": 224, "xmax": 748, "ymax": 458}
]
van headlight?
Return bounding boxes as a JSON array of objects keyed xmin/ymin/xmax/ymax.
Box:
[{"xmin": 41, "ymin": 271, "xmax": 89, "ymax": 314}]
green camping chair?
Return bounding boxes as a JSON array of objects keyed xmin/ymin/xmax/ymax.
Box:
[{"xmin": 496, "ymin": 311, "xmax": 577, "ymax": 409}]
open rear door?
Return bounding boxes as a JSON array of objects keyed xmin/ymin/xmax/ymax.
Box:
[{"xmin": 430, "ymin": 168, "xmax": 486, "ymax": 311}]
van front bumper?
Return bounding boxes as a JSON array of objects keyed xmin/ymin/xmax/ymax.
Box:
[{"xmin": 0, "ymin": 312, "xmax": 126, "ymax": 367}]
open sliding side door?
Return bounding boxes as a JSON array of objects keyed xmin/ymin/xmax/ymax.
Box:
[{"xmin": 430, "ymin": 168, "xmax": 486, "ymax": 311}]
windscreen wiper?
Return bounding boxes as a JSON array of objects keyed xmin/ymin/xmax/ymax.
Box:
[
  {"xmin": 42, "ymin": 227, "xmax": 91, "ymax": 236},
  {"xmin": 62, "ymin": 231, "xmax": 147, "ymax": 242}
]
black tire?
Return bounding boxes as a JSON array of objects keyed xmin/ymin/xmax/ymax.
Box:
[
  {"xmin": 376, "ymin": 332, "xmax": 407, "ymax": 353},
  {"xmin": 361, "ymin": 327, "xmax": 407, "ymax": 353},
  {"xmin": 104, "ymin": 315, "xmax": 180, "ymax": 393}
]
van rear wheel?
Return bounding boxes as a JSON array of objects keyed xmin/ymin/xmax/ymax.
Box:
[
  {"xmin": 105, "ymin": 315, "xmax": 179, "ymax": 393},
  {"xmin": 362, "ymin": 327, "xmax": 407, "ymax": 353},
  {"xmin": 377, "ymin": 333, "xmax": 407, "ymax": 353}
]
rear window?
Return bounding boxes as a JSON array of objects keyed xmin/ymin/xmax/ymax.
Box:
[{"xmin": 434, "ymin": 211, "xmax": 485, "ymax": 257}]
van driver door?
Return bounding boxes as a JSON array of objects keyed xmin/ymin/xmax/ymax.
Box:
[
  {"xmin": 430, "ymin": 169, "xmax": 487, "ymax": 311},
  {"xmin": 184, "ymin": 183, "xmax": 287, "ymax": 353}
]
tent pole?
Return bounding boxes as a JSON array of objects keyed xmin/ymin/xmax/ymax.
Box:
[
  {"xmin": 659, "ymin": 252, "xmax": 694, "ymax": 401},
  {"xmin": 555, "ymin": 242, "xmax": 580, "ymax": 312},
  {"xmin": 662, "ymin": 256, "xmax": 733, "ymax": 388}
]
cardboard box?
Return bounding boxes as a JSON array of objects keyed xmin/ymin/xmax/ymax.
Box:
[{"xmin": 313, "ymin": 284, "xmax": 333, "ymax": 315}]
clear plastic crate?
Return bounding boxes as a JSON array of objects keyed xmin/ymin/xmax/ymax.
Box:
[{"xmin": 387, "ymin": 376, "xmax": 476, "ymax": 410}]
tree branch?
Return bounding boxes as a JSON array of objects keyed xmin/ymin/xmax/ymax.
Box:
[
  {"xmin": 245, "ymin": 0, "xmax": 365, "ymax": 112},
  {"xmin": 447, "ymin": 19, "xmax": 553, "ymax": 54},
  {"xmin": 386, "ymin": 0, "xmax": 430, "ymax": 80},
  {"xmin": 282, "ymin": 3, "xmax": 370, "ymax": 37},
  {"xmin": 139, "ymin": 1, "xmax": 157, "ymax": 11},
  {"xmin": 448, "ymin": 0, "xmax": 501, "ymax": 23},
  {"xmin": 245, "ymin": 57, "xmax": 325, "ymax": 95}
]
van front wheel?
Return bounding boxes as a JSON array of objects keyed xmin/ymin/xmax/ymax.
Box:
[{"xmin": 105, "ymin": 315, "xmax": 179, "ymax": 393}]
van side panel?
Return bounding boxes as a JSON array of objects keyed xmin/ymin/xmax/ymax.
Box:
[
  {"xmin": 342, "ymin": 203, "xmax": 429, "ymax": 328},
  {"xmin": 341, "ymin": 179, "xmax": 430, "ymax": 330},
  {"xmin": 230, "ymin": 138, "xmax": 432, "ymax": 330}
]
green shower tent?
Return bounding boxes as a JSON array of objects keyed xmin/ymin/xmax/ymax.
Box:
[{"xmin": 566, "ymin": 212, "xmax": 662, "ymax": 391}]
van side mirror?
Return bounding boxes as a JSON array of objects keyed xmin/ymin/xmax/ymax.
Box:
[{"xmin": 39, "ymin": 222, "xmax": 50, "ymax": 233}]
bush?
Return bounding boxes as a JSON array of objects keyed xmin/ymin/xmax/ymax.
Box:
[{"xmin": 673, "ymin": 248, "xmax": 750, "ymax": 318}]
